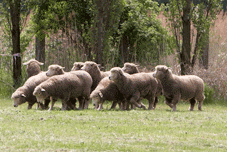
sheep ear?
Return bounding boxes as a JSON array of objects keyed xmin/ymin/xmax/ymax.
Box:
[
  {"xmin": 23, "ymin": 61, "xmax": 29, "ymax": 65},
  {"xmin": 38, "ymin": 62, "xmax": 44, "ymax": 66},
  {"xmin": 21, "ymin": 94, "xmax": 26, "ymax": 98},
  {"xmin": 61, "ymin": 67, "xmax": 65, "ymax": 70},
  {"xmin": 163, "ymin": 66, "xmax": 169, "ymax": 72},
  {"xmin": 41, "ymin": 88, "xmax": 45, "ymax": 92},
  {"xmin": 98, "ymin": 92, "xmax": 103, "ymax": 98}
]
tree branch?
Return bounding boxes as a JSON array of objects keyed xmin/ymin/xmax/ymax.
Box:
[{"xmin": 176, "ymin": 0, "xmax": 183, "ymax": 19}]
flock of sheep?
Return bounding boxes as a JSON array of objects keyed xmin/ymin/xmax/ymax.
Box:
[{"xmin": 11, "ymin": 59, "xmax": 205, "ymax": 112}]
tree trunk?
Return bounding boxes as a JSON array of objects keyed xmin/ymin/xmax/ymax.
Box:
[
  {"xmin": 120, "ymin": 34, "xmax": 129, "ymax": 64},
  {"xmin": 35, "ymin": 36, "xmax": 45, "ymax": 68},
  {"xmin": 180, "ymin": 0, "xmax": 192, "ymax": 75},
  {"xmin": 95, "ymin": 0, "xmax": 104, "ymax": 65},
  {"xmin": 9, "ymin": 0, "xmax": 21, "ymax": 88},
  {"xmin": 200, "ymin": 31, "xmax": 209, "ymax": 69}
]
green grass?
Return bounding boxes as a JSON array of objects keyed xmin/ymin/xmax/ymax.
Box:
[{"xmin": 0, "ymin": 98, "xmax": 227, "ymax": 152}]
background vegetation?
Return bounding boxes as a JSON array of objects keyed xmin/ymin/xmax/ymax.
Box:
[{"xmin": 0, "ymin": 0, "xmax": 226, "ymax": 105}]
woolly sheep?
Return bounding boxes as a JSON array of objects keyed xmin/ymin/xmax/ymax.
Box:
[
  {"xmin": 153, "ymin": 65, "xmax": 205, "ymax": 111},
  {"xmin": 122, "ymin": 62, "xmax": 163, "ymax": 109},
  {"xmin": 11, "ymin": 72, "xmax": 51, "ymax": 109},
  {"xmin": 122, "ymin": 62, "xmax": 140, "ymax": 74},
  {"xmin": 45, "ymin": 64, "xmax": 93, "ymax": 109},
  {"xmin": 33, "ymin": 71, "xmax": 93, "ymax": 110},
  {"xmin": 23, "ymin": 59, "xmax": 44, "ymax": 78},
  {"xmin": 100, "ymin": 71, "xmax": 111, "ymax": 79},
  {"xmin": 81, "ymin": 61, "xmax": 112, "ymax": 109},
  {"xmin": 71, "ymin": 62, "xmax": 84, "ymax": 71},
  {"xmin": 81, "ymin": 61, "xmax": 104, "ymax": 91},
  {"xmin": 109, "ymin": 67, "xmax": 158, "ymax": 110},
  {"xmin": 90, "ymin": 77, "xmax": 125, "ymax": 110}
]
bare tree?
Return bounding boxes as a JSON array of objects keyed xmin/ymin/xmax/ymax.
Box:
[{"xmin": 9, "ymin": 0, "xmax": 22, "ymax": 88}]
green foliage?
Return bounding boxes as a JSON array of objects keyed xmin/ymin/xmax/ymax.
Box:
[
  {"xmin": 111, "ymin": 0, "xmax": 175, "ymax": 65},
  {"xmin": 163, "ymin": 0, "xmax": 223, "ymax": 64},
  {"xmin": 203, "ymin": 83, "xmax": 215, "ymax": 104}
]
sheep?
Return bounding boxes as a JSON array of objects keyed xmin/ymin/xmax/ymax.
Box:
[
  {"xmin": 33, "ymin": 71, "xmax": 93, "ymax": 110},
  {"xmin": 153, "ymin": 65, "xmax": 205, "ymax": 111},
  {"xmin": 90, "ymin": 77, "xmax": 125, "ymax": 110},
  {"xmin": 101, "ymin": 71, "xmax": 111, "ymax": 79},
  {"xmin": 122, "ymin": 62, "xmax": 163, "ymax": 109},
  {"xmin": 45, "ymin": 64, "xmax": 93, "ymax": 109},
  {"xmin": 109, "ymin": 67, "xmax": 159, "ymax": 110},
  {"xmin": 122, "ymin": 62, "xmax": 140, "ymax": 74},
  {"xmin": 23, "ymin": 59, "xmax": 44, "ymax": 78},
  {"xmin": 80, "ymin": 61, "xmax": 104, "ymax": 91},
  {"xmin": 81, "ymin": 61, "xmax": 113, "ymax": 109},
  {"xmin": 71, "ymin": 62, "xmax": 84, "ymax": 71},
  {"xmin": 11, "ymin": 72, "xmax": 51, "ymax": 109},
  {"xmin": 46, "ymin": 64, "xmax": 65, "ymax": 76}
]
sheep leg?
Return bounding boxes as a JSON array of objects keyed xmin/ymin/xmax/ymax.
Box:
[
  {"xmin": 148, "ymin": 96, "xmax": 155, "ymax": 110},
  {"xmin": 83, "ymin": 96, "xmax": 91, "ymax": 109},
  {"xmin": 171, "ymin": 95, "xmax": 181, "ymax": 112},
  {"xmin": 125, "ymin": 102, "xmax": 130, "ymax": 110},
  {"xmin": 27, "ymin": 103, "xmax": 34, "ymax": 110},
  {"xmin": 118, "ymin": 102, "xmax": 123, "ymax": 110},
  {"xmin": 44, "ymin": 98, "xmax": 51, "ymax": 109},
  {"xmin": 36, "ymin": 103, "xmax": 40, "ymax": 110},
  {"xmin": 67, "ymin": 98, "xmax": 77, "ymax": 110},
  {"xmin": 110, "ymin": 101, "xmax": 118, "ymax": 110},
  {"xmin": 136, "ymin": 99, "xmax": 146, "ymax": 110},
  {"xmin": 165, "ymin": 97, "xmax": 174, "ymax": 108},
  {"xmin": 97, "ymin": 103, "xmax": 103, "ymax": 110},
  {"xmin": 119, "ymin": 100, "xmax": 126, "ymax": 110},
  {"xmin": 198, "ymin": 100, "xmax": 203, "ymax": 111},
  {"xmin": 189, "ymin": 98, "xmax": 196, "ymax": 111},
  {"xmin": 48, "ymin": 97, "xmax": 56, "ymax": 111},
  {"xmin": 61, "ymin": 94, "xmax": 70, "ymax": 111},
  {"xmin": 78, "ymin": 96, "xmax": 85, "ymax": 110},
  {"xmin": 121, "ymin": 99, "xmax": 127, "ymax": 110},
  {"xmin": 131, "ymin": 104, "xmax": 136, "ymax": 110},
  {"xmin": 130, "ymin": 95, "xmax": 146, "ymax": 110},
  {"xmin": 153, "ymin": 97, "xmax": 159, "ymax": 109}
]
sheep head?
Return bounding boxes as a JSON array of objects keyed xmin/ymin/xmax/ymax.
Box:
[
  {"xmin": 81, "ymin": 61, "xmax": 99, "ymax": 73},
  {"xmin": 90, "ymin": 91, "xmax": 103, "ymax": 107},
  {"xmin": 153, "ymin": 65, "xmax": 172, "ymax": 79},
  {"xmin": 71, "ymin": 62, "xmax": 84, "ymax": 71},
  {"xmin": 109, "ymin": 67, "xmax": 124, "ymax": 81},
  {"xmin": 23, "ymin": 59, "xmax": 44, "ymax": 66},
  {"xmin": 122, "ymin": 62, "xmax": 139, "ymax": 74},
  {"xmin": 11, "ymin": 91, "xmax": 27, "ymax": 107},
  {"xmin": 33, "ymin": 86, "xmax": 49, "ymax": 103},
  {"xmin": 46, "ymin": 64, "xmax": 65, "ymax": 76}
]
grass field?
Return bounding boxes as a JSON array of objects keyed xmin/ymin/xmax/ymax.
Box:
[{"xmin": 0, "ymin": 98, "xmax": 227, "ymax": 152}]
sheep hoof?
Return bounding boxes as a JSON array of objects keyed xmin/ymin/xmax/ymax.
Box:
[{"xmin": 189, "ymin": 108, "xmax": 194, "ymax": 111}]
